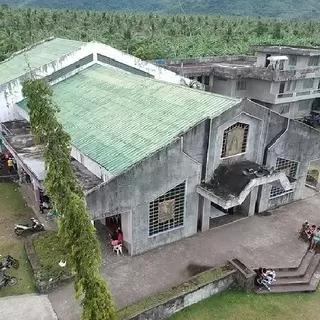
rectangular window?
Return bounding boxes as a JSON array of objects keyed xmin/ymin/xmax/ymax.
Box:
[
  {"xmin": 286, "ymin": 81, "xmax": 292, "ymax": 92},
  {"xmin": 292, "ymin": 80, "xmax": 297, "ymax": 91},
  {"xmin": 298, "ymin": 100, "xmax": 310, "ymax": 111},
  {"xmin": 269, "ymin": 157, "xmax": 298, "ymax": 199},
  {"xmin": 289, "ymin": 55, "xmax": 297, "ymax": 66},
  {"xmin": 279, "ymin": 82, "xmax": 285, "ymax": 94},
  {"xmin": 221, "ymin": 122, "xmax": 249, "ymax": 158},
  {"xmin": 303, "ymin": 78, "xmax": 314, "ymax": 89},
  {"xmin": 275, "ymin": 157, "xmax": 299, "ymax": 178},
  {"xmin": 236, "ymin": 80, "xmax": 247, "ymax": 91},
  {"xmin": 270, "ymin": 185, "xmax": 288, "ymax": 198},
  {"xmin": 197, "ymin": 76, "xmax": 202, "ymax": 83},
  {"xmin": 204, "ymin": 75, "xmax": 210, "ymax": 86},
  {"xmin": 149, "ymin": 182, "xmax": 185, "ymax": 236},
  {"xmin": 278, "ymin": 103, "xmax": 290, "ymax": 115},
  {"xmin": 308, "ymin": 56, "xmax": 320, "ymax": 67}
]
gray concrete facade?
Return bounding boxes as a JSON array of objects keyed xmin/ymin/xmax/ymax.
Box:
[
  {"xmin": 85, "ymin": 98, "xmax": 320, "ymax": 256},
  {"xmin": 158, "ymin": 45, "xmax": 320, "ymax": 120}
]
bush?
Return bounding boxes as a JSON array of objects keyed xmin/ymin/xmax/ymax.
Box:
[{"xmin": 32, "ymin": 231, "xmax": 74, "ymax": 292}]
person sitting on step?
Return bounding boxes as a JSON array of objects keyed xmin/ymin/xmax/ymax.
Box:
[
  {"xmin": 299, "ymin": 221, "xmax": 311, "ymax": 240},
  {"xmin": 310, "ymin": 227, "xmax": 320, "ymax": 252},
  {"xmin": 307, "ymin": 225, "xmax": 317, "ymax": 241},
  {"xmin": 265, "ymin": 269, "xmax": 276, "ymax": 283}
]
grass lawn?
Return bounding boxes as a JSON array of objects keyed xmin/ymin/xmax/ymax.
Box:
[
  {"xmin": 169, "ymin": 288, "xmax": 320, "ymax": 320},
  {"xmin": 0, "ymin": 182, "xmax": 36, "ymax": 296},
  {"xmin": 33, "ymin": 231, "xmax": 72, "ymax": 281}
]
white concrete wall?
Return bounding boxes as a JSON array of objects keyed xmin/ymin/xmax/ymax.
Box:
[
  {"xmin": 0, "ymin": 44, "xmax": 98, "ymax": 122},
  {"xmin": 0, "ymin": 40, "xmax": 191, "ymax": 124},
  {"xmin": 71, "ymin": 146, "xmax": 114, "ymax": 182},
  {"xmin": 212, "ymin": 79, "xmax": 234, "ymax": 96},
  {"xmin": 247, "ymin": 80, "xmax": 273, "ymax": 102}
]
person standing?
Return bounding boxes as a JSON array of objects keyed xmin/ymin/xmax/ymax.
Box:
[
  {"xmin": 310, "ymin": 227, "xmax": 320, "ymax": 251},
  {"xmin": 7, "ymin": 158, "xmax": 14, "ymax": 174}
]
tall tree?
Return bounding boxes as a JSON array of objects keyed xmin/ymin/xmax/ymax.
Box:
[{"xmin": 22, "ymin": 79, "xmax": 115, "ymax": 320}]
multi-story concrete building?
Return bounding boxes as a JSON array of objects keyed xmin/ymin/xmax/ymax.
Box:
[
  {"xmin": 1, "ymin": 38, "xmax": 320, "ymax": 256},
  {"xmin": 158, "ymin": 45, "xmax": 320, "ymax": 120}
]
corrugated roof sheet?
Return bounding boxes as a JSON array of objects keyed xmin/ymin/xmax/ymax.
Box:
[
  {"xmin": 0, "ymin": 38, "xmax": 85, "ymax": 85},
  {"xmin": 19, "ymin": 64, "xmax": 240, "ymax": 176}
]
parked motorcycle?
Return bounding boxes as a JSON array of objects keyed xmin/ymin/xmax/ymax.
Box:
[
  {"xmin": 0, "ymin": 255, "xmax": 19, "ymax": 270},
  {"xmin": 14, "ymin": 218, "xmax": 45, "ymax": 235},
  {"xmin": 0, "ymin": 274, "xmax": 18, "ymax": 289}
]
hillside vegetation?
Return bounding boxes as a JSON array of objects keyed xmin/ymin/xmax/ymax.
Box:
[
  {"xmin": 0, "ymin": 6, "xmax": 320, "ymax": 62},
  {"xmin": 1, "ymin": 0, "xmax": 320, "ymax": 18}
]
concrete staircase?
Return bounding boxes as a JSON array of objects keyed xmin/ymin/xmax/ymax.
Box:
[{"xmin": 255, "ymin": 250, "xmax": 320, "ymax": 294}]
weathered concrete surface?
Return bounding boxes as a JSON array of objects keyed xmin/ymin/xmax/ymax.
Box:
[
  {"xmin": 0, "ymin": 294, "xmax": 57, "ymax": 320},
  {"xmin": 49, "ymin": 193, "xmax": 320, "ymax": 320}
]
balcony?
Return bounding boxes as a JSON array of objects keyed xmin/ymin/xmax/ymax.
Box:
[
  {"xmin": 165, "ymin": 63, "xmax": 320, "ymax": 82},
  {"xmin": 277, "ymin": 88, "xmax": 320, "ymax": 102}
]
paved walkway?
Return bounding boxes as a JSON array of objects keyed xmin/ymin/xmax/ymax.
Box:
[
  {"xmin": 48, "ymin": 193, "xmax": 320, "ymax": 320},
  {"xmin": 0, "ymin": 294, "xmax": 58, "ymax": 320}
]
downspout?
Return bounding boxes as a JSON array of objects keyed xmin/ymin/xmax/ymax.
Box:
[
  {"xmin": 197, "ymin": 118, "xmax": 212, "ymax": 231},
  {"xmin": 201, "ymin": 118, "xmax": 212, "ymax": 181}
]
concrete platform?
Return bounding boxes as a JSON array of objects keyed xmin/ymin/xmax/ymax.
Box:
[
  {"xmin": 0, "ymin": 294, "xmax": 58, "ymax": 320},
  {"xmin": 48, "ymin": 194, "xmax": 320, "ymax": 320}
]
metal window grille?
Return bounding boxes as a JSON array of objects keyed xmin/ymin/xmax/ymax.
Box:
[
  {"xmin": 275, "ymin": 157, "xmax": 298, "ymax": 178},
  {"xmin": 298, "ymin": 100, "xmax": 310, "ymax": 111},
  {"xmin": 236, "ymin": 80, "xmax": 247, "ymax": 91},
  {"xmin": 270, "ymin": 185, "xmax": 290, "ymax": 198},
  {"xmin": 308, "ymin": 56, "xmax": 320, "ymax": 67},
  {"xmin": 289, "ymin": 55, "xmax": 297, "ymax": 66},
  {"xmin": 270, "ymin": 157, "xmax": 298, "ymax": 198},
  {"xmin": 149, "ymin": 182, "xmax": 185, "ymax": 236},
  {"xmin": 221, "ymin": 122, "xmax": 249, "ymax": 158},
  {"xmin": 303, "ymin": 78, "xmax": 314, "ymax": 89}
]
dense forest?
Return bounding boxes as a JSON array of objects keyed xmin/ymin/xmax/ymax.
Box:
[
  {"xmin": 0, "ymin": 5, "xmax": 320, "ymax": 62},
  {"xmin": 1, "ymin": 0, "xmax": 320, "ymax": 18}
]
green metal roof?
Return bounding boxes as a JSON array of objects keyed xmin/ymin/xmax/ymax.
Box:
[
  {"xmin": 0, "ymin": 38, "xmax": 85, "ymax": 85},
  {"xmin": 19, "ymin": 64, "xmax": 240, "ymax": 176}
]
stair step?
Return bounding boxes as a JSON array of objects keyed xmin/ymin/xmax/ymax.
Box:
[
  {"xmin": 254, "ymin": 261, "xmax": 320, "ymax": 294},
  {"xmin": 274, "ymin": 254, "xmax": 320, "ymax": 285},
  {"xmin": 276, "ymin": 251, "xmax": 315, "ymax": 278},
  {"xmin": 254, "ymin": 283, "xmax": 317, "ymax": 294}
]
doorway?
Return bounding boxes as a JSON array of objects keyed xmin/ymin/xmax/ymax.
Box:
[
  {"xmin": 209, "ymin": 203, "xmax": 243, "ymax": 229},
  {"xmin": 279, "ymin": 82, "xmax": 285, "ymax": 94},
  {"xmin": 306, "ymin": 160, "xmax": 320, "ymax": 189},
  {"xmin": 265, "ymin": 54, "xmax": 271, "ymax": 67}
]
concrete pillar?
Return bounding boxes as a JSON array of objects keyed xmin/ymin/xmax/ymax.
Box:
[
  {"xmin": 241, "ymin": 186, "xmax": 259, "ymax": 216},
  {"xmin": 201, "ymin": 198, "xmax": 211, "ymax": 232},
  {"xmin": 257, "ymin": 185, "xmax": 271, "ymax": 213},
  {"xmin": 209, "ymin": 75, "xmax": 214, "ymax": 87},
  {"xmin": 316, "ymin": 177, "xmax": 320, "ymax": 192}
]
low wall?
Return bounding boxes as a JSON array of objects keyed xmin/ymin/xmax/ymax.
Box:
[
  {"xmin": 24, "ymin": 234, "xmax": 74, "ymax": 293},
  {"xmin": 121, "ymin": 267, "xmax": 236, "ymax": 320}
]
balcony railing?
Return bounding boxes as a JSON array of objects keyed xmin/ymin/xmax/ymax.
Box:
[
  {"xmin": 167, "ymin": 63, "xmax": 320, "ymax": 82},
  {"xmin": 277, "ymin": 88, "xmax": 320, "ymax": 99}
]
